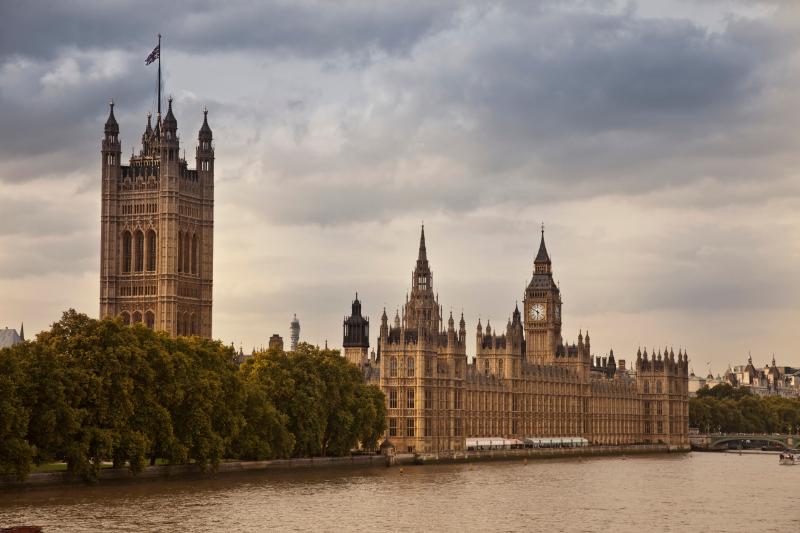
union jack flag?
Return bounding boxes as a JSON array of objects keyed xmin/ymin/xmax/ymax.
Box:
[{"xmin": 145, "ymin": 44, "xmax": 160, "ymax": 65}]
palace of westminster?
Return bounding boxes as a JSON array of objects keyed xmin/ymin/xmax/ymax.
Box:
[{"xmin": 98, "ymin": 95, "xmax": 689, "ymax": 455}]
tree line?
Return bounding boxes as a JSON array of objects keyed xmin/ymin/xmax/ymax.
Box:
[
  {"xmin": 689, "ymin": 383, "xmax": 800, "ymax": 434},
  {"xmin": 0, "ymin": 310, "xmax": 386, "ymax": 483}
]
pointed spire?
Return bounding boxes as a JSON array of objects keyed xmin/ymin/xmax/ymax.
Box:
[
  {"xmin": 104, "ymin": 99, "xmax": 119, "ymax": 135},
  {"xmin": 418, "ymin": 223, "xmax": 427, "ymax": 263},
  {"xmin": 459, "ymin": 311, "xmax": 466, "ymax": 330},
  {"xmin": 199, "ymin": 106, "xmax": 212, "ymax": 140},
  {"xmin": 163, "ymin": 95, "xmax": 177, "ymax": 131},
  {"xmin": 535, "ymin": 222, "xmax": 550, "ymax": 264},
  {"xmin": 19, "ymin": 322, "xmax": 24, "ymax": 342}
]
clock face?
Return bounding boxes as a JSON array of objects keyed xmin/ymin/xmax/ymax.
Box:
[{"xmin": 530, "ymin": 303, "xmax": 546, "ymax": 321}]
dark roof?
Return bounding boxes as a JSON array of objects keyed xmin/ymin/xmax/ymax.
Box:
[
  {"xmin": 199, "ymin": 107, "xmax": 212, "ymax": 139},
  {"xmin": 104, "ymin": 101, "xmax": 119, "ymax": 134},
  {"xmin": 535, "ymin": 230, "xmax": 550, "ymax": 263},
  {"xmin": 163, "ymin": 96, "xmax": 177, "ymax": 129}
]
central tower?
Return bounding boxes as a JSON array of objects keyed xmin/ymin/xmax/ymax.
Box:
[{"xmin": 523, "ymin": 227, "xmax": 562, "ymax": 364}]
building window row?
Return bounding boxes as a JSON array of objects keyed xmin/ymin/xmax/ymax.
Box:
[
  {"xmin": 178, "ymin": 231, "xmax": 200, "ymax": 275},
  {"xmin": 119, "ymin": 310, "xmax": 155, "ymax": 329},
  {"xmin": 122, "ymin": 229, "xmax": 157, "ymax": 273}
]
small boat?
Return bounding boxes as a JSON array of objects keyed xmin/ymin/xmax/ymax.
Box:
[{"xmin": 778, "ymin": 452, "xmax": 799, "ymax": 465}]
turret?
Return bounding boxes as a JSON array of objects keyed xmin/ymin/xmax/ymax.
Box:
[
  {"xmin": 459, "ymin": 312, "xmax": 466, "ymax": 344},
  {"xmin": 380, "ymin": 307, "xmax": 389, "ymax": 339},
  {"xmin": 197, "ymin": 107, "xmax": 214, "ymax": 179}
]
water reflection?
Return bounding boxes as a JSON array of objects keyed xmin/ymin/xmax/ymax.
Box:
[{"xmin": 1, "ymin": 453, "xmax": 798, "ymax": 532}]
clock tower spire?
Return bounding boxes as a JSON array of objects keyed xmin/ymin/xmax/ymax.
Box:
[{"xmin": 523, "ymin": 224, "xmax": 562, "ymax": 364}]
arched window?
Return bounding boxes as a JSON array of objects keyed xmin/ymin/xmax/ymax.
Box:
[
  {"xmin": 147, "ymin": 230, "xmax": 157, "ymax": 271},
  {"xmin": 656, "ymin": 381, "xmax": 662, "ymax": 393},
  {"xmin": 484, "ymin": 359, "xmax": 490, "ymax": 377},
  {"xmin": 189, "ymin": 313, "xmax": 196, "ymax": 335},
  {"xmin": 178, "ymin": 232, "xmax": 184, "ymax": 273},
  {"xmin": 183, "ymin": 231, "xmax": 191, "ymax": 275},
  {"xmin": 498, "ymin": 359, "xmax": 504, "ymax": 377},
  {"xmin": 134, "ymin": 230, "xmax": 144, "ymax": 271},
  {"xmin": 191, "ymin": 234, "xmax": 198, "ymax": 274},
  {"xmin": 122, "ymin": 231, "xmax": 132, "ymax": 273},
  {"xmin": 132, "ymin": 311, "xmax": 142, "ymax": 324},
  {"xmin": 119, "ymin": 312, "xmax": 131, "ymax": 326},
  {"xmin": 145, "ymin": 311, "xmax": 155, "ymax": 329},
  {"xmin": 407, "ymin": 357, "xmax": 415, "ymax": 377},
  {"xmin": 644, "ymin": 381, "xmax": 650, "ymax": 393},
  {"xmin": 389, "ymin": 357, "xmax": 398, "ymax": 377}
]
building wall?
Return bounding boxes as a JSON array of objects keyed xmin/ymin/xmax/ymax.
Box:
[{"xmin": 357, "ymin": 228, "xmax": 689, "ymax": 454}]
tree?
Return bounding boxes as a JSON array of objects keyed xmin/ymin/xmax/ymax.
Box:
[{"xmin": 0, "ymin": 345, "xmax": 32, "ymax": 481}]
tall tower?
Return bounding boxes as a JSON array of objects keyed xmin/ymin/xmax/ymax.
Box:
[
  {"xmin": 523, "ymin": 226, "xmax": 562, "ymax": 364},
  {"xmin": 290, "ymin": 314, "xmax": 300, "ymax": 351},
  {"xmin": 98, "ymin": 98, "xmax": 214, "ymax": 337},
  {"xmin": 342, "ymin": 294, "xmax": 369, "ymax": 366}
]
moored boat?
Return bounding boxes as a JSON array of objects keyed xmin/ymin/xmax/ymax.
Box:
[{"xmin": 778, "ymin": 452, "xmax": 799, "ymax": 465}]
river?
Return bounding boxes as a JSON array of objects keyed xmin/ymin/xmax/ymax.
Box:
[{"xmin": 1, "ymin": 452, "xmax": 798, "ymax": 532}]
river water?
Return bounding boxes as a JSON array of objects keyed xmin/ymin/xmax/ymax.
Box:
[{"xmin": 1, "ymin": 452, "xmax": 798, "ymax": 532}]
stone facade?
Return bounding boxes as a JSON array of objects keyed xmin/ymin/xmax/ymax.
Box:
[
  {"xmin": 345, "ymin": 226, "xmax": 690, "ymax": 453},
  {"xmin": 99, "ymin": 98, "xmax": 214, "ymax": 337}
]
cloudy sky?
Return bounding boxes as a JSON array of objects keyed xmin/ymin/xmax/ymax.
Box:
[{"xmin": 1, "ymin": 0, "xmax": 798, "ymax": 373}]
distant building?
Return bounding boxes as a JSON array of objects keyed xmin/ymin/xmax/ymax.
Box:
[
  {"xmin": 269, "ymin": 334, "xmax": 284, "ymax": 351},
  {"xmin": 0, "ymin": 323, "xmax": 24, "ymax": 349},
  {"xmin": 343, "ymin": 294, "xmax": 369, "ymax": 367},
  {"xmin": 689, "ymin": 354, "xmax": 800, "ymax": 398},
  {"xmin": 290, "ymin": 314, "xmax": 300, "ymax": 351}
]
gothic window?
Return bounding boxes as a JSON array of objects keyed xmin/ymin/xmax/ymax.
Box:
[
  {"xmin": 145, "ymin": 311, "xmax": 155, "ymax": 329},
  {"xmin": 498, "ymin": 359, "xmax": 504, "ymax": 377},
  {"xmin": 407, "ymin": 389, "xmax": 415, "ymax": 409},
  {"xmin": 407, "ymin": 357, "xmax": 415, "ymax": 377},
  {"xmin": 178, "ymin": 232, "xmax": 184, "ymax": 273},
  {"xmin": 644, "ymin": 381, "xmax": 650, "ymax": 394},
  {"xmin": 122, "ymin": 231, "xmax": 132, "ymax": 273},
  {"xmin": 425, "ymin": 389, "xmax": 432, "ymax": 409},
  {"xmin": 406, "ymin": 418, "xmax": 415, "ymax": 437},
  {"xmin": 134, "ymin": 231, "xmax": 144, "ymax": 272},
  {"xmin": 191, "ymin": 234, "xmax": 198, "ymax": 274},
  {"xmin": 388, "ymin": 418, "xmax": 397, "ymax": 437},
  {"xmin": 454, "ymin": 417, "xmax": 462, "ymax": 437},
  {"xmin": 424, "ymin": 417, "xmax": 432, "ymax": 437},
  {"xmin": 425, "ymin": 357, "xmax": 432, "ymax": 376},
  {"xmin": 119, "ymin": 312, "xmax": 131, "ymax": 326},
  {"xmin": 132, "ymin": 311, "xmax": 142, "ymax": 324},
  {"xmin": 147, "ymin": 230, "xmax": 157, "ymax": 271},
  {"xmin": 189, "ymin": 313, "xmax": 196, "ymax": 335},
  {"xmin": 484, "ymin": 359, "xmax": 490, "ymax": 377},
  {"xmin": 656, "ymin": 381, "xmax": 662, "ymax": 393},
  {"xmin": 389, "ymin": 389, "xmax": 397, "ymax": 409},
  {"xmin": 389, "ymin": 357, "xmax": 398, "ymax": 377},
  {"xmin": 183, "ymin": 231, "xmax": 191, "ymax": 275}
]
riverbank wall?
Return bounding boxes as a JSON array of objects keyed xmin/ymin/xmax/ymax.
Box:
[
  {"xmin": 1, "ymin": 444, "xmax": 688, "ymax": 490},
  {"xmin": 0, "ymin": 454, "xmax": 389, "ymax": 490},
  {"xmin": 411, "ymin": 444, "xmax": 686, "ymax": 465}
]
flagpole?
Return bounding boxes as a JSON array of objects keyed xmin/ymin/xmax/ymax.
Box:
[{"xmin": 157, "ymin": 34, "xmax": 162, "ymax": 115}]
